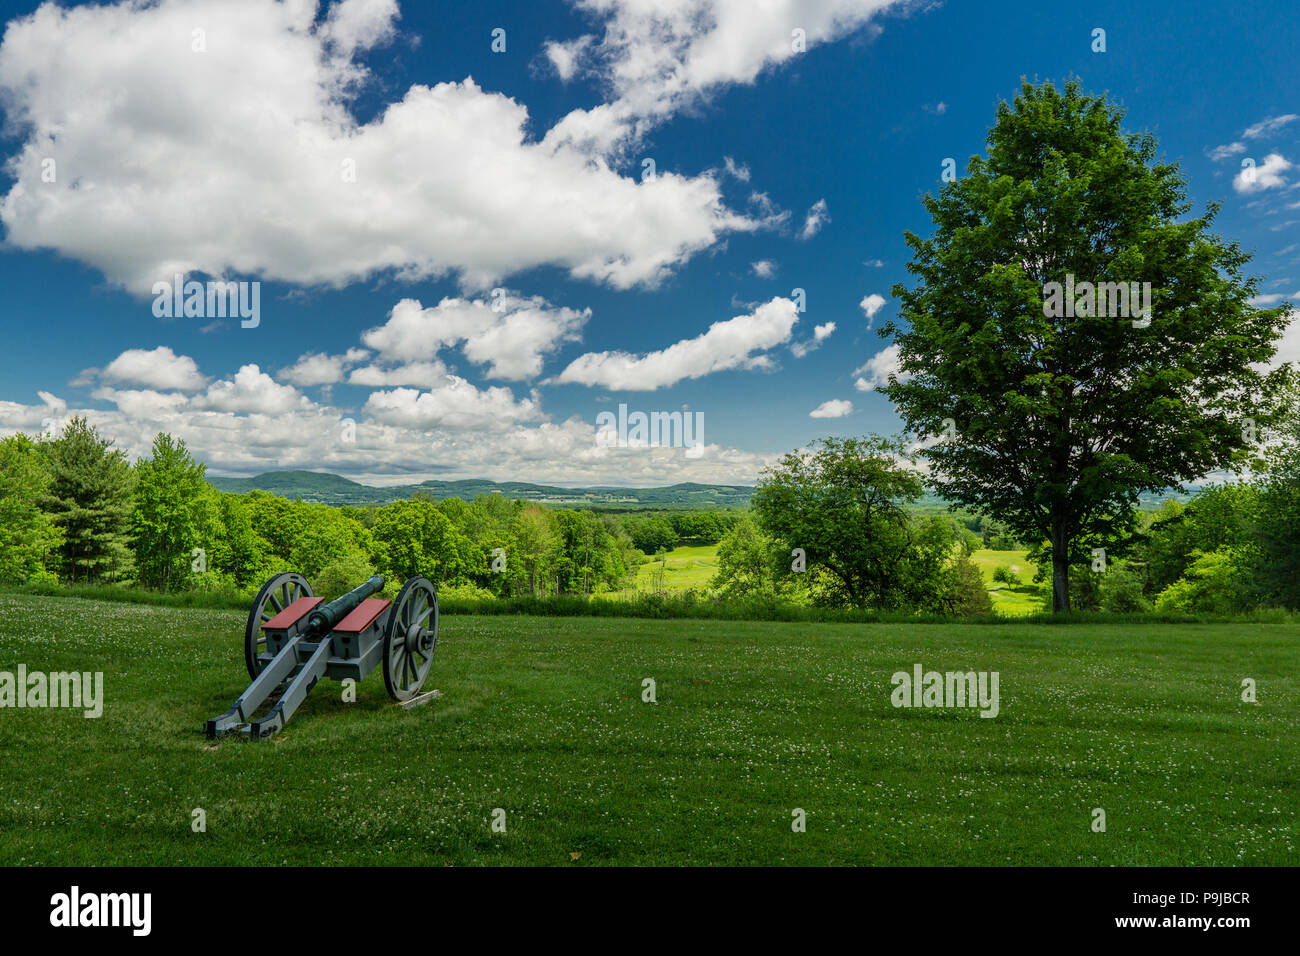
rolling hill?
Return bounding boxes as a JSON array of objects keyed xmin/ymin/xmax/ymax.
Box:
[{"xmin": 206, "ymin": 470, "xmax": 754, "ymax": 508}]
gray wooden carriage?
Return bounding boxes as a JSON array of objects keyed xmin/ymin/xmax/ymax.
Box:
[{"xmin": 205, "ymin": 572, "xmax": 438, "ymax": 738}]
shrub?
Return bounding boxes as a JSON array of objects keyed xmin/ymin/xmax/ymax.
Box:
[
  {"xmin": 313, "ymin": 553, "xmax": 377, "ymax": 600},
  {"xmin": 1154, "ymin": 550, "xmax": 1247, "ymax": 615},
  {"xmin": 943, "ymin": 554, "xmax": 994, "ymax": 617},
  {"xmin": 1099, "ymin": 562, "xmax": 1151, "ymax": 613},
  {"xmin": 992, "ymin": 564, "xmax": 1021, "ymax": 586},
  {"xmin": 186, "ymin": 570, "xmax": 243, "ymax": 599},
  {"xmin": 958, "ymin": 528, "xmax": 982, "ymax": 556},
  {"xmin": 436, "ymin": 581, "xmax": 497, "ymax": 601}
]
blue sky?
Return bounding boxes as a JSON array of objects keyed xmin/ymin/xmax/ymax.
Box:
[{"xmin": 0, "ymin": 0, "xmax": 1296, "ymax": 485}]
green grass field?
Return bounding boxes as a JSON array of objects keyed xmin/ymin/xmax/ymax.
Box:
[
  {"xmin": 633, "ymin": 544, "xmax": 720, "ymax": 591},
  {"xmin": 624, "ymin": 544, "xmax": 1048, "ymax": 618},
  {"xmin": 971, "ymin": 549, "xmax": 1047, "ymax": 616},
  {"xmin": 1, "ymin": 590, "xmax": 1296, "ymax": 865}
]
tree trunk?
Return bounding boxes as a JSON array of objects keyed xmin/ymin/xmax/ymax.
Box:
[{"xmin": 1050, "ymin": 525, "xmax": 1071, "ymax": 613}]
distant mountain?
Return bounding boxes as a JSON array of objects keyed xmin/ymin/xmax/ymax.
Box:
[
  {"xmin": 206, "ymin": 470, "xmax": 754, "ymax": 509},
  {"xmin": 210, "ymin": 470, "xmax": 374, "ymax": 498},
  {"xmin": 206, "ymin": 470, "xmax": 1195, "ymax": 512}
]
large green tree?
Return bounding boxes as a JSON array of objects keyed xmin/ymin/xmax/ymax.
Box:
[
  {"xmin": 710, "ymin": 512, "xmax": 787, "ymax": 600},
  {"xmin": 371, "ymin": 498, "xmax": 470, "ymax": 586},
  {"xmin": 751, "ymin": 436, "xmax": 952, "ymax": 610},
  {"xmin": 131, "ymin": 433, "xmax": 212, "ymax": 591},
  {"xmin": 40, "ymin": 416, "xmax": 135, "ymax": 583},
  {"xmin": 209, "ymin": 491, "xmax": 271, "ymax": 589},
  {"xmin": 510, "ymin": 504, "xmax": 560, "ymax": 596},
  {"xmin": 882, "ymin": 80, "xmax": 1291, "ymax": 611},
  {"xmin": 0, "ymin": 434, "xmax": 62, "ymax": 583},
  {"xmin": 245, "ymin": 491, "xmax": 310, "ymax": 572},
  {"xmin": 624, "ymin": 515, "xmax": 678, "ymax": 555},
  {"xmin": 290, "ymin": 506, "xmax": 374, "ymax": 582},
  {"xmin": 552, "ymin": 509, "xmax": 628, "ymax": 595}
]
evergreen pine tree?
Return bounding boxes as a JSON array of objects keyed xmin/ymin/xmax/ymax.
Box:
[{"xmin": 40, "ymin": 416, "xmax": 135, "ymax": 583}]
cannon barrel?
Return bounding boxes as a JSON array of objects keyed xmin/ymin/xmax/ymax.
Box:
[{"xmin": 306, "ymin": 575, "xmax": 385, "ymax": 635}]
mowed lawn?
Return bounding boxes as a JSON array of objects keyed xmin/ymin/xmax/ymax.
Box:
[{"xmin": 0, "ymin": 591, "xmax": 1296, "ymax": 866}]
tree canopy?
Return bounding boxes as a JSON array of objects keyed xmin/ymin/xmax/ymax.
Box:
[{"xmin": 750, "ymin": 436, "xmax": 958, "ymax": 610}]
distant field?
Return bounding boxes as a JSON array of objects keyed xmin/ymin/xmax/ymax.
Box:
[
  {"xmin": 617, "ymin": 545, "xmax": 1048, "ymax": 619},
  {"xmin": 1, "ymin": 592, "xmax": 1296, "ymax": 865},
  {"xmin": 633, "ymin": 544, "xmax": 720, "ymax": 591},
  {"xmin": 970, "ymin": 549, "xmax": 1047, "ymax": 616}
]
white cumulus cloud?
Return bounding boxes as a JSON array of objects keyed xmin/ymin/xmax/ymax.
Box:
[
  {"xmin": 101, "ymin": 347, "xmax": 207, "ymax": 391},
  {"xmin": 1234, "ymin": 154, "xmax": 1293, "ymax": 194},
  {"xmin": 553, "ymin": 296, "xmax": 800, "ymax": 390},
  {"xmin": 853, "ymin": 343, "xmax": 908, "ymax": 392},
  {"xmin": 360, "ymin": 294, "xmax": 589, "ymax": 381},
  {"xmin": 790, "ymin": 320, "xmax": 835, "ymax": 357},
  {"xmin": 364, "ymin": 379, "xmax": 546, "ymax": 431},
  {"xmin": 321, "ymin": 0, "xmax": 399, "ymax": 57},
  {"xmin": 543, "ymin": 0, "xmax": 898, "ymax": 157},
  {"xmin": 859, "ymin": 293, "xmax": 887, "ymax": 322},
  {"xmin": 194, "ymin": 365, "xmax": 310, "ymax": 416},
  {"xmin": 0, "ymin": 0, "xmax": 757, "ymax": 295},
  {"xmin": 279, "ymin": 348, "xmax": 370, "ymax": 387},
  {"xmin": 363, "ymin": 379, "xmax": 542, "ymax": 430},
  {"xmin": 0, "ymin": 383, "xmax": 775, "ymax": 484},
  {"xmin": 809, "ymin": 399, "xmax": 852, "ymax": 418}
]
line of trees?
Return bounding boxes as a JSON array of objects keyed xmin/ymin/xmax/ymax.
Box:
[
  {"xmin": 0, "ymin": 417, "xmax": 742, "ymax": 599},
  {"xmin": 621, "ymin": 510, "xmax": 741, "ymax": 555},
  {"xmin": 1082, "ymin": 447, "xmax": 1300, "ymax": 614}
]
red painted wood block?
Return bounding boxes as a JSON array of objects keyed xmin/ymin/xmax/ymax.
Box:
[
  {"xmin": 333, "ymin": 598, "xmax": 391, "ymax": 634},
  {"xmin": 261, "ymin": 596, "xmax": 323, "ymax": 631}
]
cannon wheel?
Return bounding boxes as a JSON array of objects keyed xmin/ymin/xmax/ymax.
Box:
[
  {"xmin": 245, "ymin": 572, "xmax": 313, "ymax": 679},
  {"xmin": 382, "ymin": 577, "xmax": 438, "ymax": 701}
]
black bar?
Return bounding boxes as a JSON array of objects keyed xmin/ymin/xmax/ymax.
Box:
[{"xmin": 0, "ymin": 866, "xmax": 1284, "ymax": 942}]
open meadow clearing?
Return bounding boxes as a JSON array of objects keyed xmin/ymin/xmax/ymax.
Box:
[
  {"xmin": 632, "ymin": 544, "xmax": 720, "ymax": 591},
  {"xmin": 971, "ymin": 549, "xmax": 1046, "ymax": 616},
  {"xmin": 618, "ymin": 544, "xmax": 1048, "ymax": 617},
  {"xmin": 0, "ymin": 590, "xmax": 1296, "ymax": 866}
]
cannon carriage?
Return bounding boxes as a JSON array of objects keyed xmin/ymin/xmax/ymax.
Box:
[{"xmin": 206, "ymin": 572, "xmax": 438, "ymax": 738}]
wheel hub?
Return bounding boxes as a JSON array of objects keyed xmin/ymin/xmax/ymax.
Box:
[{"xmin": 404, "ymin": 623, "xmax": 427, "ymax": 653}]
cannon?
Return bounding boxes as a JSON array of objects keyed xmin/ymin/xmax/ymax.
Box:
[{"xmin": 205, "ymin": 571, "xmax": 438, "ymax": 738}]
